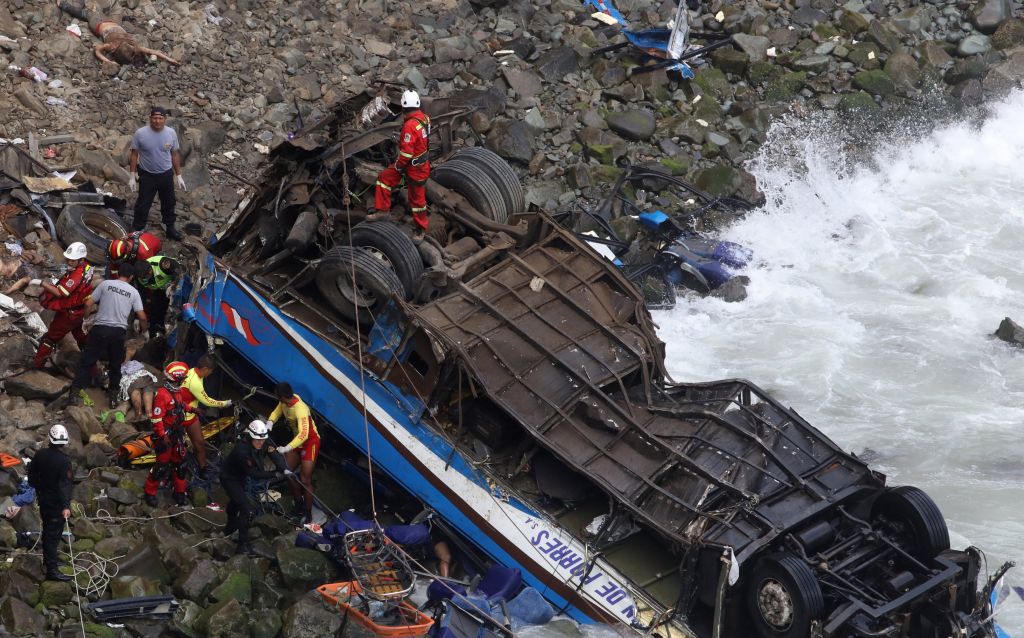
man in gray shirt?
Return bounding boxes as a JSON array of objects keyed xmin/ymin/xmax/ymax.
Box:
[
  {"xmin": 70, "ymin": 262, "xmax": 149, "ymax": 408},
  {"xmin": 129, "ymin": 107, "xmax": 185, "ymax": 240}
]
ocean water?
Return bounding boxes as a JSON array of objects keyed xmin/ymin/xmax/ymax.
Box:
[{"xmin": 659, "ymin": 91, "xmax": 1024, "ymax": 634}]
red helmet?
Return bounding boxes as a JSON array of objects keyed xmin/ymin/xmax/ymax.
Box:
[
  {"xmin": 109, "ymin": 232, "xmax": 162, "ymax": 262},
  {"xmin": 164, "ymin": 361, "xmax": 189, "ymax": 383}
]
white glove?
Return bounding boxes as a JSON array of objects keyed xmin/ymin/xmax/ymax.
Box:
[
  {"xmin": 277, "ymin": 444, "xmax": 293, "ymax": 454},
  {"xmin": 223, "ymin": 399, "xmax": 233, "ymax": 407},
  {"xmin": 175, "ymin": 174, "xmax": 186, "ymax": 191},
  {"xmin": 128, "ymin": 173, "xmax": 138, "ymax": 192},
  {"xmin": 28, "ymin": 278, "xmax": 42, "ymax": 286},
  {"xmin": 283, "ymin": 469, "xmax": 295, "ymax": 476},
  {"xmin": 265, "ymin": 420, "xmax": 274, "ymax": 429}
]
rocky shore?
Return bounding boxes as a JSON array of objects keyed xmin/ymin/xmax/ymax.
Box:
[{"xmin": 2, "ymin": 0, "xmax": 1024, "ymax": 635}]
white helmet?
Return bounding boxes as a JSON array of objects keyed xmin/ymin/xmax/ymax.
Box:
[
  {"xmin": 401, "ymin": 90, "xmax": 421, "ymax": 109},
  {"xmin": 246, "ymin": 420, "xmax": 269, "ymax": 440},
  {"xmin": 63, "ymin": 242, "xmax": 88, "ymax": 260},
  {"xmin": 48, "ymin": 424, "xmax": 70, "ymax": 446}
]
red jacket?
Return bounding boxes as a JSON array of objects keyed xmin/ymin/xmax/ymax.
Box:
[
  {"xmin": 150, "ymin": 386, "xmax": 189, "ymax": 439},
  {"xmin": 40, "ymin": 263, "xmax": 93, "ymax": 314},
  {"xmin": 395, "ymin": 110, "xmax": 430, "ymax": 172}
]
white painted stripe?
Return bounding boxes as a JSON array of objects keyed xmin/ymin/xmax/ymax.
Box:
[{"xmin": 225, "ymin": 274, "xmax": 673, "ymax": 630}]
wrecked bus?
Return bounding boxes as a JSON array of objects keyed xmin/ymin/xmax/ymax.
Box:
[{"xmin": 176, "ymin": 92, "xmax": 1005, "ymax": 638}]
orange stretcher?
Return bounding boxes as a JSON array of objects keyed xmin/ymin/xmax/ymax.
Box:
[
  {"xmin": 117, "ymin": 416, "xmax": 236, "ymax": 466},
  {"xmin": 316, "ymin": 581, "xmax": 434, "ymax": 637},
  {"xmin": 0, "ymin": 453, "xmax": 21, "ymax": 468}
]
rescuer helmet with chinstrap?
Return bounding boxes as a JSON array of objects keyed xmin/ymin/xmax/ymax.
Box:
[{"xmin": 401, "ymin": 90, "xmax": 420, "ymax": 108}]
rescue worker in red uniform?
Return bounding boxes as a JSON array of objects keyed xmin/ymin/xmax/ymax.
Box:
[
  {"xmin": 143, "ymin": 362, "xmax": 195, "ymax": 507},
  {"xmin": 370, "ymin": 90, "xmax": 431, "ymax": 231},
  {"xmin": 107, "ymin": 231, "xmax": 162, "ymax": 277},
  {"xmin": 33, "ymin": 242, "xmax": 93, "ymax": 369}
]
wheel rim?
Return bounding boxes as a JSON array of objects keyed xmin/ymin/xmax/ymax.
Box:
[
  {"xmin": 756, "ymin": 578, "xmax": 795, "ymax": 630},
  {"xmin": 82, "ymin": 210, "xmax": 127, "ymax": 242},
  {"xmin": 334, "ymin": 276, "xmax": 377, "ymax": 308},
  {"xmin": 361, "ymin": 246, "xmax": 396, "ymax": 272}
]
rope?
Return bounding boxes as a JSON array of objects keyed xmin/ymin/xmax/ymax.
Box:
[
  {"xmin": 339, "ymin": 138, "xmax": 379, "ymax": 519},
  {"xmin": 65, "ymin": 517, "xmax": 87, "ymax": 638}
]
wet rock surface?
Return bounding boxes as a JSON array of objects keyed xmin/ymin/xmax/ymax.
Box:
[{"xmin": 0, "ymin": 0, "xmax": 1022, "ymax": 634}]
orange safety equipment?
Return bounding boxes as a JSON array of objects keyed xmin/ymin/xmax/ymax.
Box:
[
  {"xmin": 374, "ymin": 109, "xmax": 431, "ymax": 230},
  {"xmin": 108, "ymin": 231, "xmax": 162, "ymax": 264},
  {"xmin": 163, "ymin": 361, "xmax": 189, "ymax": 383}
]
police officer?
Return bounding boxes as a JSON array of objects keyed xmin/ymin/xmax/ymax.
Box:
[
  {"xmin": 27, "ymin": 425, "xmax": 73, "ymax": 581},
  {"xmin": 221, "ymin": 420, "xmax": 288, "ymax": 555},
  {"xmin": 134, "ymin": 255, "xmax": 178, "ymax": 338},
  {"xmin": 69, "ymin": 261, "xmax": 148, "ymax": 408}
]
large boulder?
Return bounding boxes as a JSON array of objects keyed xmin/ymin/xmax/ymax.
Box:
[
  {"xmin": 0, "ymin": 596, "xmax": 47, "ymax": 636},
  {"xmin": 4, "ymin": 370, "xmax": 69, "ymax": 400},
  {"xmin": 995, "ymin": 317, "xmax": 1024, "ymax": 346},
  {"xmin": 972, "ymin": 0, "xmax": 1013, "ymax": 34},
  {"xmin": 209, "ymin": 571, "xmax": 251, "ymax": 605},
  {"xmin": 732, "ymin": 33, "xmax": 770, "ymax": 62},
  {"xmin": 853, "ymin": 69, "xmax": 897, "ymax": 96},
  {"xmin": 275, "ymin": 547, "xmax": 337, "ymax": 590},
  {"xmin": 992, "ymin": 19, "xmax": 1024, "ymax": 50},
  {"xmin": 0, "ymin": 334, "xmax": 34, "ymax": 377},
  {"xmin": 485, "ymin": 119, "xmax": 535, "ymax": 165},
  {"xmin": 197, "ymin": 598, "xmax": 248, "ymax": 638},
  {"xmin": 534, "ymin": 47, "xmax": 578, "ymax": 81},
  {"xmin": 174, "ymin": 558, "xmax": 219, "ymax": 601},
  {"xmin": 281, "ymin": 592, "xmax": 343, "ymax": 638}
]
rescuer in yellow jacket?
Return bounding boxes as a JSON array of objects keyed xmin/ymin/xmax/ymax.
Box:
[
  {"xmin": 264, "ymin": 381, "xmax": 320, "ymax": 523},
  {"xmin": 183, "ymin": 354, "xmax": 232, "ymax": 479}
]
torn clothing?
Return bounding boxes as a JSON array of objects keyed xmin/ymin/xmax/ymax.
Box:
[{"xmin": 267, "ymin": 394, "xmax": 320, "ymax": 451}]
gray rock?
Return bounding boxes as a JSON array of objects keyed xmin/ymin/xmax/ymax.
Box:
[
  {"xmin": 867, "ymin": 19, "xmax": 902, "ymax": 52},
  {"xmin": 893, "ymin": 6, "xmax": 933, "ymax": 34},
  {"xmin": 523, "ymin": 108, "xmax": 548, "ymax": 132},
  {"xmin": 0, "ymin": 596, "xmax": 46, "ymax": 635},
  {"xmin": 82, "ymin": 442, "xmax": 110, "ymax": 469},
  {"xmin": 65, "ymin": 406, "xmax": 103, "ymax": 442},
  {"xmin": 995, "ymin": 317, "xmax": 1024, "ymax": 346},
  {"xmin": 951, "ymin": 77, "xmax": 984, "ymax": 105},
  {"xmin": 450, "ymin": 88, "xmax": 507, "ymax": 118},
  {"xmin": 0, "ymin": 334, "xmax": 33, "ymax": 377},
  {"xmin": 793, "ymin": 6, "xmax": 828, "ymax": 25},
  {"xmin": 957, "ymin": 34, "xmax": 992, "ymax": 56},
  {"xmin": 290, "ymin": 74, "xmax": 322, "ymax": 101},
  {"xmin": 198, "ymin": 598, "xmax": 248, "ymax": 638},
  {"xmin": 706, "ymin": 131, "xmax": 732, "ymax": 147},
  {"xmin": 983, "ymin": 49, "xmax": 1024, "ymax": 94},
  {"xmin": 534, "ymin": 47, "xmax": 578, "ymax": 81},
  {"xmin": 275, "ymin": 547, "xmax": 337, "ymax": 590},
  {"xmin": 75, "ymin": 147, "xmax": 131, "ymax": 184},
  {"xmin": 885, "ymin": 51, "xmax": 922, "ymax": 91},
  {"xmin": 485, "ymin": 119, "xmax": 535, "ymax": 164},
  {"xmin": 591, "ymin": 59, "xmax": 628, "ymax": 87},
  {"xmin": 468, "ymin": 55, "xmax": 499, "ymax": 81},
  {"xmin": 606, "ymin": 109, "xmax": 656, "ymax": 141},
  {"xmin": 174, "ymin": 559, "xmax": 219, "ymax": 601},
  {"xmin": 4, "ymin": 370, "xmax": 69, "ymax": 401},
  {"xmin": 732, "ymin": 34, "xmax": 771, "ymax": 63},
  {"xmin": 992, "ymin": 19, "xmax": 1024, "ymax": 50},
  {"xmin": 709, "ymin": 276, "xmax": 750, "ymax": 303},
  {"xmin": 0, "ymin": 400, "xmax": 45, "ymax": 430},
  {"xmin": 501, "ymin": 67, "xmax": 543, "ymax": 100},
  {"xmin": 106, "ymin": 487, "xmax": 137, "ymax": 505},
  {"xmin": 919, "ymin": 41, "xmax": 954, "ymax": 67},
  {"xmin": 110, "ymin": 575, "xmax": 162, "ymax": 599},
  {"xmin": 281, "ymin": 592, "xmax": 343, "ymax": 638},
  {"xmin": 793, "ymin": 54, "xmax": 832, "ymax": 72},
  {"xmin": 945, "ymin": 56, "xmax": 989, "ymax": 84},
  {"xmin": 433, "ymin": 36, "xmax": 473, "ymax": 63},
  {"xmin": 971, "ymin": 0, "xmax": 1012, "ymax": 34},
  {"xmin": 169, "ymin": 599, "xmax": 203, "ymax": 638},
  {"xmin": 189, "ymin": 121, "xmax": 228, "ymax": 156},
  {"xmin": 210, "ymin": 570, "xmax": 251, "ymax": 605}
]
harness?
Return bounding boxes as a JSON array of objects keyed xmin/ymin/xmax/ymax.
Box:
[
  {"xmin": 111, "ymin": 231, "xmax": 153, "ymax": 262},
  {"xmin": 408, "ymin": 115, "xmax": 431, "ymax": 167}
]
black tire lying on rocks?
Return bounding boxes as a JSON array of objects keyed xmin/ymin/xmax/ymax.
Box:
[
  {"xmin": 451, "ymin": 147, "xmax": 525, "ymax": 217},
  {"xmin": 56, "ymin": 204, "xmax": 129, "ymax": 264},
  {"xmin": 316, "ymin": 246, "xmax": 404, "ymax": 327},
  {"xmin": 348, "ymin": 221, "xmax": 424, "ymax": 299},
  {"xmin": 431, "ymin": 158, "xmax": 509, "ymax": 223}
]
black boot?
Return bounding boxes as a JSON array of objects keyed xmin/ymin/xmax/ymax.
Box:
[
  {"xmin": 163, "ymin": 224, "xmax": 183, "ymax": 241},
  {"xmin": 143, "ymin": 493, "xmax": 158, "ymax": 507},
  {"xmin": 173, "ymin": 492, "xmax": 189, "ymax": 507},
  {"xmin": 45, "ymin": 569, "xmax": 71, "ymax": 582},
  {"xmin": 222, "ymin": 522, "xmax": 237, "ymax": 537}
]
